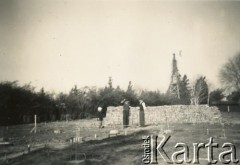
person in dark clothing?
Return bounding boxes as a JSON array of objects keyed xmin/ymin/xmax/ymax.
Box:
[
  {"xmin": 139, "ymin": 100, "xmax": 146, "ymax": 127},
  {"xmin": 97, "ymin": 107, "xmax": 103, "ymax": 128},
  {"xmin": 121, "ymin": 99, "xmax": 130, "ymax": 128}
]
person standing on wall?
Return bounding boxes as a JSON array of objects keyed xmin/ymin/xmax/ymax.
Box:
[
  {"xmin": 121, "ymin": 99, "xmax": 130, "ymax": 128},
  {"xmin": 97, "ymin": 106, "xmax": 103, "ymax": 129},
  {"xmin": 139, "ymin": 100, "xmax": 146, "ymax": 127}
]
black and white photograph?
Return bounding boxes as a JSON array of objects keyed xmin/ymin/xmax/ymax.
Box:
[{"xmin": 0, "ymin": 0, "xmax": 240, "ymax": 164}]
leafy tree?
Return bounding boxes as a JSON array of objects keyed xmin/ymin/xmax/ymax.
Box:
[
  {"xmin": 55, "ymin": 92, "xmax": 68, "ymax": 119},
  {"xmin": 227, "ymin": 91, "xmax": 240, "ymax": 104},
  {"xmin": 99, "ymin": 86, "xmax": 125, "ymax": 115},
  {"xmin": 209, "ymin": 89, "xmax": 224, "ymax": 103},
  {"xmin": 179, "ymin": 75, "xmax": 191, "ymax": 104},
  {"xmin": 191, "ymin": 76, "xmax": 209, "ymax": 105},
  {"xmin": 124, "ymin": 81, "xmax": 138, "ymax": 106},
  {"xmin": 0, "ymin": 81, "xmax": 57, "ymax": 125},
  {"xmin": 219, "ymin": 53, "xmax": 240, "ymax": 92},
  {"xmin": 66, "ymin": 85, "xmax": 90, "ymax": 119},
  {"xmin": 35, "ymin": 87, "xmax": 57, "ymax": 121},
  {"xmin": 84, "ymin": 87, "xmax": 101, "ymax": 116},
  {"xmin": 139, "ymin": 90, "xmax": 173, "ymax": 106},
  {"xmin": 127, "ymin": 81, "xmax": 133, "ymax": 93}
]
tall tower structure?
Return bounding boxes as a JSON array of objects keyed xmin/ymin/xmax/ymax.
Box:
[{"xmin": 167, "ymin": 53, "xmax": 181, "ymax": 99}]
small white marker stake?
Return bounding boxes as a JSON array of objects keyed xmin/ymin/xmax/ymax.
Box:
[
  {"xmin": 228, "ymin": 106, "xmax": 230, "ymax": 113},
  {"xmin": 207, "ymin": 128, "xmax": 209, "ymax": 135},
  {"xmin": 27, "ymin": 144, "xmax": 31, "ymax": 153}
]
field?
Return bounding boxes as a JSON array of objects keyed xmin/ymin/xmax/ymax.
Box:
[{"xmin": 0, "ymin": 110, "xmax": 240, "ymax": 165}]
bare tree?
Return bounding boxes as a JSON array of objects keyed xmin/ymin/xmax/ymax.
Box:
[{"xmin": 219, "ymin": 53, "xmax": 240, "ymax": 92}]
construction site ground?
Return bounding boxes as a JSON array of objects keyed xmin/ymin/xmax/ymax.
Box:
[{"xmin": 0, "ymin": 111, "xmax": 240, "ymax": 165}]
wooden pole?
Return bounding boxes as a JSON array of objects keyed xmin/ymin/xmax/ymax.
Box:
[{"xmin": 34, "ymin": 115, "xmax": 37, "ymax": 133}]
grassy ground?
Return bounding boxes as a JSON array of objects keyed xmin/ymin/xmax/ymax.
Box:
[{"xmin": 0, "ymin": 111, "xmax": 240, "ymax": 165}]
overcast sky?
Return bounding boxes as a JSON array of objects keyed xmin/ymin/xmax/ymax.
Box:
[{"xmin": 0, "ymin": 0, "xmax": 240, "ymax": 93}]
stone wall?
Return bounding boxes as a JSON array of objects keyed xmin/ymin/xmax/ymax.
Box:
[{"xmin": 103, "ymin": 105, "xmax": 222, "ymax": 126}]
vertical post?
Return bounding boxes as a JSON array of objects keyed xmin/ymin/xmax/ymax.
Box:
[
  {"xmin": 165, "ymin": 109, "xmax": 169, "ymax": 129},
  {"xmin": 223, "ymin": 129, "xmax": 226, "ymax": 138},
  {"xmin": 34, "ymin": 115, "xmax": 37, "ymax": 133},
  {"xmin": 177, "ymin": 84, "xmax": 180, "ymax": 99},
  {"xmin": 207, "ymin": 128, "xmax": 209, "ymax": 135},
  {"xmin": 228, "ymin": 106, "xmax": 230, "ymax": 113}
]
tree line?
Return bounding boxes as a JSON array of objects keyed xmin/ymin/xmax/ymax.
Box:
[
  {"xmin": 1, "ymin": 53, "xmax": 240, "ymax": 125},
  {"xmin": 0, "ymin": 77, "xmax": 192, "ymax": 125}
]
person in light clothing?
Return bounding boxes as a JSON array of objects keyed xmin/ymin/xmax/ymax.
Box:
[
  {"xmin": 97, "ymin": 107, "xmax": 103, "ymax": 128},
  {"xmin": 139, "ymin": 100, "xmax": 146, "ymax": 127}
]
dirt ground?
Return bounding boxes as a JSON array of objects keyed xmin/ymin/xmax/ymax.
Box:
[{"xmin": 0, "ymin": 111, "xmax": 240, "ymax": 165}]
